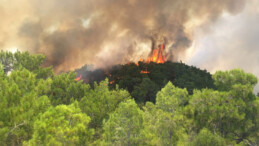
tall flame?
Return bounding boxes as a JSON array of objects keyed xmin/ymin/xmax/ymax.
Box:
[
  {"xmin": 145, "ymin": 43, "xmax": 166, "ymax": 64},
  {"xmin": 139, "ymin": 43, "xmax": 166, "ymax": 74}
]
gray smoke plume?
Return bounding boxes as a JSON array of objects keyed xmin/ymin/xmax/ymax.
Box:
[
  {"xmin": 187, "ymin": 0, "xmax": 259, "ymax": 93},
  {"xmin": 0, "ymin": 0, "xmax": 247, "ymax": 72}
]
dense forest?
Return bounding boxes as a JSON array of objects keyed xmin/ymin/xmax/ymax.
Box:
[
  {"xmin": 0, "ymin": 51, "xmax": 259, "ymax": 146},
  {"xmin": 75, "ymin": 61, "xmax": 215, "ymax": 104}
]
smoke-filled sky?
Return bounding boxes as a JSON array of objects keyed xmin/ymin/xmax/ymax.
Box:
[
  {"xmin": 1, "ymin": 0, "xmax": 259, "ymax": 91},
  {"xmin": 186, "ymin": 0, "xmax": 259, "ymax": 93}
]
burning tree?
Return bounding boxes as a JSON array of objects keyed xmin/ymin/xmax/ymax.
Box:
[{"xmin": 140, "ymin": 34, "xmax": 166, "ymax": 64}]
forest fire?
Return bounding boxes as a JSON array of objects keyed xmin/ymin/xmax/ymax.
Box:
[
  {"xmin": 75, "ymin": 36, "xmax": 167, "ymax": 81},
  {"xmin": 140, "ymin": 70, "xmax": 150, "ymax": 74},
  {"xmin": 109, "ymin": 80, "xmax": 115, "ymax": 84},
  {"xmin": 75, "ymin": 75, "xmax": 82, "ymax": 81},
  {"xmin": 139, "ymin": 39, "xmax": 166, "ymax": 73},
  {"xmin": 138, "ymin": 43, "xmax": 166, "ymax": 67},
  {"xmin": 146, "ymin": 44, "xmax": 166, "ymax": 64},
  {"xmin": 138, "ymin": 35, "xmax": 166, "ymax": 65}
]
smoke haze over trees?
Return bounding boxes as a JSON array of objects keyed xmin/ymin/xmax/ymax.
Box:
[{"xmin": 0, "ymin": 0, "xmax": 247, "ymax": 72}]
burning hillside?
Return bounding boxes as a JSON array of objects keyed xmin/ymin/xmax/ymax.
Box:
[
  {"xmin": 140, "ymin": 35, "xmax": 166, "ymax": 64},
  {"xmin": 74, "ymin": 61, "xmax": 215, "ymax": 103},
  {"xmin": 75, "ymin": 35, "xmax": 167, "ymax": 80},
  {"xmin": 147, "ymin": 44, "xmax": 166, "ymax": 64},
  {"xmin": 0, "ymin": 0, "xmax": 246, "ymax": 72},
  {"xmin": 73, "ymin": 36, "xmax": 213, "ymax": 102}
]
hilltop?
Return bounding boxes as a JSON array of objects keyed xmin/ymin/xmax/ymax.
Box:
[{"xmin": 75, "ymin": 61, "xmax": 215, "ymax": 103}]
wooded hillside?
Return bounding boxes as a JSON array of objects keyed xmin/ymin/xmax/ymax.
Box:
[{"xmin": 0, "ymin": 51, "xmax": 258, "ymax": 145}]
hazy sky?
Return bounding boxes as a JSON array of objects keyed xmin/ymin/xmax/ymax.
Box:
[
  {"xmin": 186, "ymin": 0, "xmax": 259, "ymax": 92},
  {"xmin": 0, "ymin": 0, "xmax": 258, "ymax": 92}
]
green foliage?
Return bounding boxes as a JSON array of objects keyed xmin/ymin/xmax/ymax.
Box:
[
  {"xmin": 79, "ymin": 79, "xmax": 131, "ymax": 130},
  {"xmin": 132, "ymin": 78, "xmax": 159, "ymax": 103},
  {"xmin": 0, "ymin": 51, "xmax": 53, "ymax": 79},
  {"xmin": 25, "ymin": 102, "xmax": 94, "ymax": 145},
  {"xmin": 171, "ymin": 62, "xmax": 215, "ymax": 94},
  {"xmin": 143, "ymin": 62, "xmax": 168, "ymax": 87},
  {"xmin": 0, "ymin": 51, "xmax": 258, "ymax": 145},
  {"xmin": 0, "ymin": 51, "xmax": 15, "ymax": 74},
  {"xmin": 191, "ymin": 128, "xmax": 226, "ymax": 146},
  {"xmin": 250, "ymin": 98, "xmax": 259, "ymax": 145},
  {"xmin": 143, "ymin": 103, "xmax": 188, "ymax": 146},
  {"xmin": 14, "ymin": 51, "xmax": 45, "ymax": 71},
  {"xmin": 189, "ymin": 89, "xmax": 246, "ymax": 137},
  {"xmin": 102, "ymin": 99, "xmax": 144, "ymax": 145},
  {"xmin": 213, "ymin": 68, "xmax": 258, "ymax": 91},
  {"xmin": 156, "ymin": 81, "xmax": 189, "ymax": 112},
  {"xmin": 142, "ymin": 82, "xmax": 190, "ymax": 145},
  {"xmin": 107, "ymin": 61, "xmax": 214, "ymax": 103},
  {"xmin": 0, "ymin": 69, "xmax": 51, "ymax": 145},
  {"xmin": 186, "ymin": 69, "xmax": 259, "ymax": 145},
  {"xmin": 110, "ymin": 63, "xmax": 142, "ymax": 93},
  {"xmin": 49, "ymin": 72, "xmax": 91, "ymax": 105}
]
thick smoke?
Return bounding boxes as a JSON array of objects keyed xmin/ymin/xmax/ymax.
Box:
[
  {"xmin": 187, "ymin": 0, "xmax": 259, "ymax": 93},
  {"xmin": 0, "ymin": 0, "xmax": 246, "ymax": 72}
]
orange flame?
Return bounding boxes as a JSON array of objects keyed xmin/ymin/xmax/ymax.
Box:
[
  {"xmin": 75, "ymin": 75, "xmax": 82, "ymax": 81},
  {"xmin": 140, "ymin": 70, "xmax": 150, "ymax": 74},
  {"xmin": 109, "ymin": 80, "xmax": 115, "ymax": 84},
  {"xmin": 137, "ymin": 44, "xmax": 166, "ymax": 74},
  {"xmin": 148, "ymin": 44, "xmax": 165, "ymax": 63},
  {"xmin": 140, "ymin": 44, "xmax": 165, "ymax": 64}
]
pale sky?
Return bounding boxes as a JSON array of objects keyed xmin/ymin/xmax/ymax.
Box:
[{"xmin": 187, "ymin": 0, "xmax": 259, "ymax": 93}]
